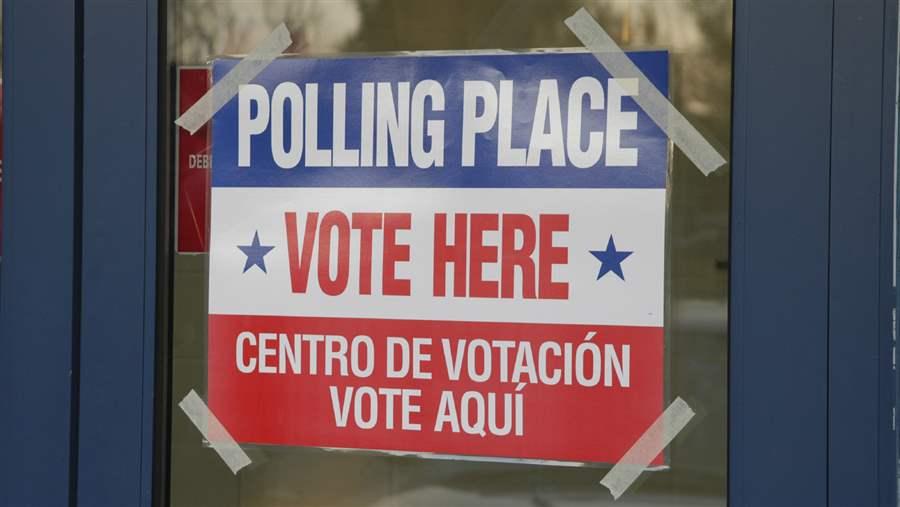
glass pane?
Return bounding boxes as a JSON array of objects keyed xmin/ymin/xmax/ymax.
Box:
[{"xmin": 164, "ymin": 1, "xmax": 732, "ymax": 505}]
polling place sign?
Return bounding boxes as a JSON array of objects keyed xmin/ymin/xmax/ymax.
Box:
[{"xmin": 207, "ymin": 51, "xmax": 668, "ymax": 465}]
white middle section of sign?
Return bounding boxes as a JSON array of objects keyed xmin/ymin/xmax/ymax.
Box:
[{"xmin": 209, "ymin": 187, "xmax": 664, "ymax": 327}]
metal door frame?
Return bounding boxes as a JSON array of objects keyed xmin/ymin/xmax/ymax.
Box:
[
  {"xmin": 1, "ymin": 1, "xmax": 897, "ymax": 506},
  {"xmin": 731, "ymin": 0, "xmax": 898, "ymax": 505}
]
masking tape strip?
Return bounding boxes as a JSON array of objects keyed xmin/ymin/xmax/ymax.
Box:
[
  {"xmin": 174, "ymin": 23, "xmax": 292, "ymax": 135},
  {"xmin": 564, "ymin": 8, "xmax": 726, "ymax": 176},
  {"xmin": 599, "ymin": 397, "xmax": 695, "ymax": 500},
  {"xmin": 178, "ymin": 389, "xmax": 252, "ymax": 474}
]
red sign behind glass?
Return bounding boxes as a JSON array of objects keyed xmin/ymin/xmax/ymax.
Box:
[
  {"xmin": 176, "ymin": 67, "xmax": 211, "ymax": 253},
  {"xmin": 1, "ymin": 83, "xmax": 4, "ymax": 256}
]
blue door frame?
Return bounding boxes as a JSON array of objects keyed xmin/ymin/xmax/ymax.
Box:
[
  {"xmin": 731, "ymin": 1, "xmax": 898, "ymax": 506},
  {"xmin": 0, "ymin": 1, "xmax": 896, "ymax": 506},
  {"xmin": 0, "ymin": 1, "xmax": 161, "ymax": 506}
]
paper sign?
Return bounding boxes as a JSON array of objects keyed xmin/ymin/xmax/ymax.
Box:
[
  {"xmin": 207, "ymin": 51, "xmax": 668, "ymax": 465},
  {"xmin": 176, "ymin": 67, "xmax": 211, "ymax": 253},
  {"xmin": 1, "ymin": 82, "xmax": 4, "ymax": 258}
]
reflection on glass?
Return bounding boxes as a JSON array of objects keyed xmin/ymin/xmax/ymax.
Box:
[{"xmin": 166, "ymin": 1, "xmax": 732, "ymax": 506}]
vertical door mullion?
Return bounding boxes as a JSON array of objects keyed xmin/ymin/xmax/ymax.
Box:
[
  {"xmin": 730, "ymin": 1, "xmax": 832, "ymax": 505},
  {"xmin": 0, "ymin": 1, "xmax": 81, "ymax": 506},
  {"xmin": 79, "ymin": 1, "xmax": 158, "ymax": 506},
  {"xmin": 828, "ymin": 0, "xmax": 899, "ymax": 505}
]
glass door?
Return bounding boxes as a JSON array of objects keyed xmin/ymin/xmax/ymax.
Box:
[{"xmin": 163, "ymin": 2, "xmax": 732, "ymax": 506}]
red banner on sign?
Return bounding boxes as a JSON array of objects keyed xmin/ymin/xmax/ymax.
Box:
[
  {"xmin": 208, "ymin": 314, "xmax": 664, "ymax": 465},
  {"xmin": 176, "ymin": 67, "xmax": 210, "ymax": 253}
]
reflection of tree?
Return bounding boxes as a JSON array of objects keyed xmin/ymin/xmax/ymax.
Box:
[
  {"xmin": 260, "ymin": 1, "xmax": 361, "ymax": 54},
  {"xmin": 174, "ymin": 0, "xmax": 244, "ymax": 64},
  {"xmin": 172, "ymin": 0, "xmax": 361, "ymax": 65}
]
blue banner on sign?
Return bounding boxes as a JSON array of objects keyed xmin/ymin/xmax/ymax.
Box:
[{"xmin": 211, "ymin": 50, "xmax": 668, "ymax": 189}]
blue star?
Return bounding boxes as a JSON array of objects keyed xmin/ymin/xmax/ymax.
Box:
[
  {"xmin": 237, "ymin": 231, "xmax": 275, "ymax": 274},
  {"xmin": 590, "ymin": 236, "xmax": 633, "ymax": 281}
]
